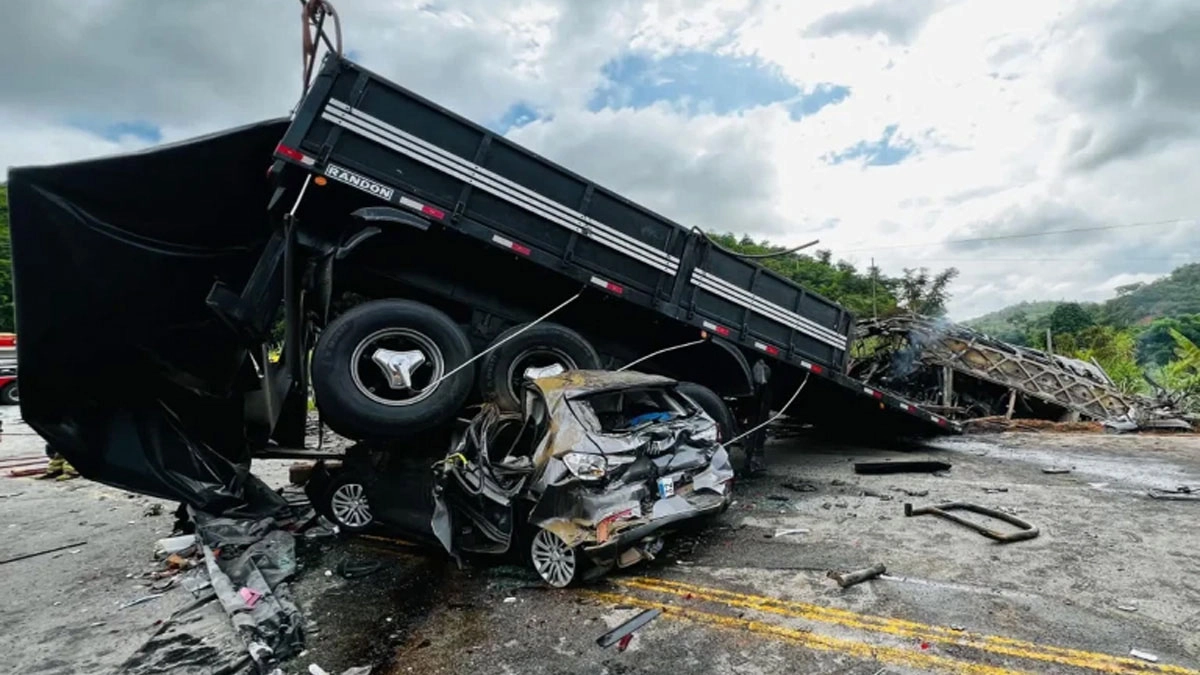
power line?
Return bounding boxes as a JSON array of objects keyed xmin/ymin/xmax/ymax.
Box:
[{"xmin": 834, "ymin": 217, "xmax": 1195, "ymax": 254}]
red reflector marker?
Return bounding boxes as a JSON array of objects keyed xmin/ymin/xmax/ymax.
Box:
[
  {"xmin": 421, "ymin": 204, "xmax": 445, "ymax": 220},
  {"xmin": 492, "ymin": 235, "xmax": 531, "ymax": 256},
  {"xmin": 810, "ymin": 364, "xmax": 824, "ymax": 374},
  {"xmin": 275, "ymin": 143, "xmax": 314, "ymax": 166},
  {"xmin": 590, "ymin": 276, "xmax": 624, "ymax": 295}
]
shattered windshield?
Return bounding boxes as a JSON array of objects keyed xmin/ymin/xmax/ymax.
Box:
[{"xmin": 568, "ymin": 387, "xmax": 694, "ymax": 434}]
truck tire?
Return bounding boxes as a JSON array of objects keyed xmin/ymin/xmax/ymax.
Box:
[
  {"xmin": 678, "ymin": 382, "xmax": 736, "ymax": 442},
  {"xmin": 480, "ymin": 322, "xmax": 601, "ymax": 411},
  {"xmin": 312, "ymin": 299, "xmax": 474, "ymax": 439},
  {"xmin": 0, "ymin": 381, "xmax": 17, "ymax": 405}
]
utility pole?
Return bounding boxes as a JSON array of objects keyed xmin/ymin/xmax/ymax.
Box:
[{"xmin": 871, "ymin": 257, "xmax": 877, "ymax": 319}]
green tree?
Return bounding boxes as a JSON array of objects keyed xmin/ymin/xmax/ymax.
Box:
[
  {"xmin": 1136, "ymin": 315, "xmax": 1200, "ymax": 366},
  {"xmin": 1049, "ymin": 302, "xmax": 1094, "ymax": 335},
  {"xmin": 897, "ymin": 266, "xmax": 959, "ymax": 317},
  {"xmin": 1062, "ymin": 325, "xmax": 1144, "ymax": 394}
]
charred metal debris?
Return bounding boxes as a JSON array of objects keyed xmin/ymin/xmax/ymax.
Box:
[{"xmin": 851, "ymin": 315, "xmax": 1195, "ymax": 432}]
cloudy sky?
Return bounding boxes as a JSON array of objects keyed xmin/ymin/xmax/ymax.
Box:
[{"xmin": 3, "ymin": 0, "xmax": 1198, "ymax": 319}]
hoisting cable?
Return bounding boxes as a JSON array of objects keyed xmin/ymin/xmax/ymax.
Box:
[
  {"xmin": 617, "ymin": 339, "xmax": 709, "ymax": 372},
  {"xmin": 694, "ymin": 228, "xmax": 820, "ymax": 260},
  {"xmin": 721, "ymin": 372, "xmax": 810, "ymax": 449},
  {"xmin": 300, "ymin": 0, "xmax": 343, "ymax": 95},
  {"xmin": 417, "ymin": 288, "xmax": 584, "ymax": 393}
]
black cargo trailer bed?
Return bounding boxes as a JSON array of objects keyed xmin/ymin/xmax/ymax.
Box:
[{"xmin": 273, "ymin": 55, "xmax": 958, "ymax": 435}]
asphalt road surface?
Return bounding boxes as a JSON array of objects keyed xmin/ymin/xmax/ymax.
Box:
[{"xmin": 3, "ymin": 404, "xmax": 1200, "ymax": 674}]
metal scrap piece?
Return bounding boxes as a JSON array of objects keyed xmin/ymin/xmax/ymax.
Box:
[
  {"xmin": 828, "ymin": 563, "xmax": 886, "ymax": 588},
  {"xmin": 596, "ymin": 608, "xmax": 662, "ymax": 648},
  {"xmin": 904, "ymin": 501, "xmax": 1039, "ymax": 543}
]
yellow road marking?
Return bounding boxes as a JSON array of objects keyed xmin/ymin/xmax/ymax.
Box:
[
  {"xmin": 585, "ymin": 590, "xmax": 1028, "ymax": 675},
  {"xmin": 617, "ymin": 576, "xmax": 1197, "ymax": 675}
]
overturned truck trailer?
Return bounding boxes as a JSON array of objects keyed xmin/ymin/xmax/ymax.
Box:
[
  {"xmin": 853, "ymin": 316, "xmax": 1194, "ymax": 431},
  {"xmin": 7, "ymin": 56, "xmax": 959, "ymax": 509}
]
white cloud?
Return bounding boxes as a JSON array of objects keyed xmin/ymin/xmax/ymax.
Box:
[{"xmin": 3, "ymin": 0, "xmax": 1199, "ymax": 320}]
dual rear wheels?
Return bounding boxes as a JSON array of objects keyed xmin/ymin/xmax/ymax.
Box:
[{"xmin": 311, "ymin": 299, "xmax": 600, "ymax": 439}]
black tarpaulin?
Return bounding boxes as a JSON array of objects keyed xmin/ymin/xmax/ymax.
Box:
[{"xmin": 7, "ymin": 119, "xmax": 290, "ymax": 512}]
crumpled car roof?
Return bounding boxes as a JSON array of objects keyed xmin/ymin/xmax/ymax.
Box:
[{"xmin": 530, "ymin": 370, "xmax": 676, "ymax": 404}]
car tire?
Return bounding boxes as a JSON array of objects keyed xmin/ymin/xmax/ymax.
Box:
[
  {"xmin": 528, "ymin": 527, "xmax": 581, "ymax": 588},
  {"xmin": 678, "ymin": 382, "xmax": 736, "ymax": 441},
  {"xmin": 312, "ymin": 299, "xmax": 474, "ymax": 440},
  {"xmin": 322, "ymin": 472, "xmax": 375, "ymax": 532},
  {"xmin": 0, "ymin": 381, "xmax": 17, "ymax": 405},
  {"xmin": 480, "ymin": 323, "xmax": 600, "ymax": 411}
]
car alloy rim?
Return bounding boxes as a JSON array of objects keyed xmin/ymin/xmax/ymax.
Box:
[
  {"xmin": 531, "ymin": 528, "xmax": 576, "ymax": 588},
  {"xmin": 9, "ymin": 385, "xmax": 17, "ymax": 402},
  {"xmin": 507, "ymin": 347, "xmax": 576, "ymax": 399},
  {"xmin": 330, "ymin": 482, "xmax": 372, "ymax": 528},
  {"xmin": 350, "ymin": 328, "xmax": 445, "ymax": 406}
]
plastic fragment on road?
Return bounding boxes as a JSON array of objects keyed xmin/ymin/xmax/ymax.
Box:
[
  {"xmin": 239, "ymin": 587, "xmax": 263, "ymax": 608},
  {"xmin": 154, "ymin": 534, "xmax": 197, "ymax": 558},
  {"xmin": 1130, "ymin": 649, "xmax": 1159, "ymax": 662},
  {"xmin": 1041, "ymin": 467, "xmax": 1071, "ymax": 474},
  {"xmin": 596, "ymin": 608, "xmax": 662, "ymax": 648},
  {"xmin": 772, "ymin": 528, "xmax": 809, "ymax": 538}
]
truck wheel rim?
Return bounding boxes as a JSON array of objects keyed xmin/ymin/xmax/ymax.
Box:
[
  {"xmin": 531, "ymin": 528, "xmax": 576, "ymax": 588},
  {"xmin": 330, "ymin": 483, "xmax": 372, "ymax": 528},
  {"xmin": 351, "ymin": 328, "xmax": 445, "ymax": 406},
  {"xmin": 507, "ymin": 348, "xmax": 576, "ymax": 398},
  {"xmin": 8, "ymin": 385, "xmax": 17, "ymax": 403}
]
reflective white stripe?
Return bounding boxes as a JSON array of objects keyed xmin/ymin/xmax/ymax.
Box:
[
  {"xmin": 325, "ymin": 109, "xmax": 677, "ymax": 274},
  {"xmin": 691, "ymin": 271, "xmax": 847, "ymax": 350},
  {"xmin": 318, "ymin": 99, "xmax": 853, "ymax": 354},
  {"xmin": 863, "ymin": 387, "xmax": 875, "ymax": 396},
  {"xmin": 590, "ymin": 276, "xmax": 619, "ymax": 291},
  {"xmin": 492, "ymin": 234, "xmax": 514, "ymax": 247},
  {"xmin": 323, "ymin": 101, "xmax": 680, "ymax": 274},
  {"xmin": 398, "ymin": 196, "xmax": 424, "ymax": 211},
  {"xmin": 930, "ymin": 415, "xmax": 940, "ymax": 423},
  {"xmin": 800, "ymin": 361, "xmax": 813, "ymax": 369},
  {"xmin": 300, "ymin": 155, "xmax": 316, "ymax": 166},
  {"xmin": 692, "ymin": 270, "xmax": 847, "ymax": 348}
]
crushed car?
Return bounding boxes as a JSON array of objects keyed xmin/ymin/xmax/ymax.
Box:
[{"xmin": 307, "ymin": 370, "xmax": 735, "ymax": 587}]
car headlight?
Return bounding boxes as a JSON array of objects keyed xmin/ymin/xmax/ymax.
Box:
[
  {"xmin": 562, "ymin": 452, "xmax": 607, "ymax": 480},
  {"xmin": 561, "ymin": 453, "xmax": 636, "ymax": 481}
]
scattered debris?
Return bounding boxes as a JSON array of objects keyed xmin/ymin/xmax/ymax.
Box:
[
  {"xmin": 1042, "ymin": 467, "xmax": 1071, "ymax": 475},
  {"xmin": 0, "ymin": 540, "xmax": 87, "ymax": 566},
  {"xmin": 771, "ymin": 528, "xmax": 810, "ymax": 538},
  {"xmin": 166, "ymin": 553, "xmax": 193, "ymax": 570},
  {"xmin": 503, "ymin": 597, "xmax": 518, "ymax": 604},
  {"xmin": 1117, "ymin": 604, "xmax": 1138, "ymax": 612},
  {"xmin": 143, "ymin": 503, "xmax": 164, "ymax": 517},
  {"xmin": 154, "ymin": 534, "xmax": 197, "ymax": 558},
  {"xmin": 855, "ymin": 461, "xmax": 952, "ymax": 475},
  {"xmin": 617, "ymin": 634, "xmax": 634, "ymax": 652},
  {"xmin": 891, "ymin": 487, "xmax": 929, "ymax": 497},
  {"xmin": 767, "ymin": 494, "xmax": 790, "ymax": 502},
  {"xmin": 119, "ymin": 594, "xmax": 164, "ymax": 610},
  {"xmin": 983, "ymin": 487, "xmax": 1009, "ymax": 494},
  {"xmin": 904, "ymin": 502, "xmax": 1039, "ymax": 543},
  {"xmin": 1129, "ymin": 649, "xmax": 1159, "ymax": 663},
  {"xmin": 596, "ymin": 608, "xmax": 662, "ymax": 648},
  {"xmin": 780, "ymin": 479, "xmax": 818, "ymax": 493},
  {"xmin": 828, "ymin": 563, "xmax": 887, "ymax": 588},
  {"xmin": 861, "ymin": 489, "xmax": 894, "ymax": 501},
  {"xmin": 239, "ymin": 587, "xmax": 263, "ymax": 609},
  {"xmin": 336, "ymin": 559, "xmax": 384, "ymax": 579},
  {"xmin": 1147, "ymin": 486, "xmax": 1200, "ymax": 501}
]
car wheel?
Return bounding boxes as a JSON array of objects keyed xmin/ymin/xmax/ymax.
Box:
[
  {"xmin": 529, "ymin": 527, "xmax": 580, "ymax": 588},
  {"xmin": 312, "ymin": 299, "xmax": 474, "ymax": 440},
  {"xmin": 677, "ymin": 382, "xmax": 735, "ymax": 441},
  {"xmin": 325, "ymin": 473, "xmax": 374, "ymax": 532},
  {"xmin": 0, "ymin": 381, "xmax": 17, "ymax": 405},
  {"xmin": 480, "ymin": 323, "xmax": 600, "ymax": 411}
]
